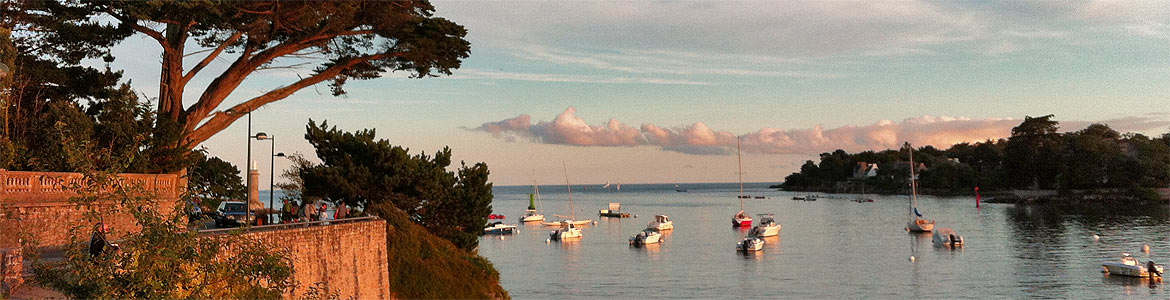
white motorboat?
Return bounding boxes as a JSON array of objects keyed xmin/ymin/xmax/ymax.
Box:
[
  {"xmin": 1103, "ymin": 253, "xmax": 1164, "ymax": 278},
  {"xmin": 647, "ymin": 215, "xmax": 674, "ymax": 231},
  {"xmin": 483, "ymin": 221, "xmax": 517, "ymax": 235},
  {"xmin": 932, "ymin": 227, "xmax": 963, "ymax": 247},
  {"xmin": 904, "ymin": 142, "xmax": 935, "ymax": 233},
  {"xmin": 749, "ymin": 214, "xmax": 781, "ymax": 237},
  {"xmin": 629, "ymin": 228, "xmax": 663, "ymax": 245},
  {"xmin": 737, "ymin": 236, "xmax": 765, "ymax": 252},
  {"xmin": 549, "ymin": 221, "xmax": 582, "ymax": 241}
]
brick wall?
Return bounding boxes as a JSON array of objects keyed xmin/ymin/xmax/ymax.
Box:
[
  {"xmin": 227, "ymin": 219, "xmax": 391, "ymax": 299},
  {"xmin": 0, "ymin": 170, "xmax": 181, "ymax": 249}
]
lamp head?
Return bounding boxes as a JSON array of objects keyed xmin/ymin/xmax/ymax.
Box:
[
  {"xmin": 255, "ymin": 132, "xmax": 268, "ymax": 140},
  {"xmin": 275, "ymin": 152, "xmax": 286, "ymax": 157}
]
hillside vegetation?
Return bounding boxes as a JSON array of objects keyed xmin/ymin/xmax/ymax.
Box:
[{"xmin": 370, "ymin": 204, "xmax": 509, "ymax": 299}]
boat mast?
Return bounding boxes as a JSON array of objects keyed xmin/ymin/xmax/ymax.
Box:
[
  {"xmin": 907, "ymin": 142, "xmax": 918, "ymax": 220},
  {"xmin": 533, "ymin": 170, "xmax": 543, "ymax": 213},
  {"xmin": 737, "ymin": 137, "xmax": 746, "ymax": 208},
  {"xmin": 564, "ymin": 161, "xmax": 574, "ymax": 220}
]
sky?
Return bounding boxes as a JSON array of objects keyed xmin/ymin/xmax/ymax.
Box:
[{"xmin": 99, "ymin": 1, "xmax": 1170, "ymax": 187}]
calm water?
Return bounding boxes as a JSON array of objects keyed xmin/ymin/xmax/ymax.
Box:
[{"xmin": 480, "ymin": 182, "xmax": 1170, "ymax": 299}]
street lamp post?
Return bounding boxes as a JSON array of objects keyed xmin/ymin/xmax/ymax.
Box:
[
  {"xmin": 271, "ymin": 150, "xmax": 286, "ymax": 224},
  {"xmin": 245, "ymin": 113, "xmax": 253, "ymax": 222}
]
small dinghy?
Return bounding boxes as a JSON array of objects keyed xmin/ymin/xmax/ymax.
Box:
[
  {"xmin": 1103, "ymin": 253, "xmax": 1164, "ymax": 278},
  {"xmin": 736, "ymin": 236, "xmax": 765, "ymax": 252},
  {"xmin": 629, "ymin": 228, "xmax": 663, "ymax": 245},
  {"xmin": 932, "ymin": 227, "xmax": 963, "ymax": 247}
]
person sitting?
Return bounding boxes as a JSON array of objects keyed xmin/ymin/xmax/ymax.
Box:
[{"xmin": 89, "ymin": 223, "xmax": 120, "ymax": 257}]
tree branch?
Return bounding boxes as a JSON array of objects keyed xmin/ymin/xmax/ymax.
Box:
[
  {"xmin": 183, "ymin": 53, "xmax": 395, "ymax": 147},
  {"xmin": 107, "ymin": 10, "xmax": 168, "ymax": 48},
  {"xmin": 183, "ymin": 31, "xmax": 243, "ymax": 85}
]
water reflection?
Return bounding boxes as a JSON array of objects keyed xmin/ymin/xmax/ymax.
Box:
[
  {"xmin": 1103, "ymin": 275, "xmax": 1163, "ymax": 297},
  {"xmin": 762, "ymin": 236, "xmax": 781, "ymax": 251}
]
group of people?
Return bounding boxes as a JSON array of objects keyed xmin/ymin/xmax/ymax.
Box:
[{"xmin": 280, "ymin": 199, "xmax": 349, "ymax": 223}]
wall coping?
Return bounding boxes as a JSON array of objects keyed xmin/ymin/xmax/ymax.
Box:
[{"xmin": 0, "ymin": 169, "xmax": 181, "ymax": 204}]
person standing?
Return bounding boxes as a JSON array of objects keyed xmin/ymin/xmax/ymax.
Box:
[
  {"xmin": 308, "ymin": 201, "xmax": 320, "ymax": 222},
  {"xmin": 335, "ymin": 203, "xmax": 349, "ymax": 220},
  {"xmin": 319, "ymin": 203, "xmax": 329, "ymax": 221}
]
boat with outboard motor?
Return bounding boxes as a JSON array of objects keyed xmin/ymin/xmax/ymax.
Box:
[
  {"xmin": 548, "ymin": 221, "xmax": 582, "ymax": 241},
  {"xmin": 737, "ymin": 236, "xmax": 765, "ymax": 252},
  {"xmin": 749, "ymin": 214, "xmax": 781, "ymax": 237},
  {"xmin": 932, "ymin": 227, "xmax": 963, "ymax": 247},
  {"xmin": 629, "ymin": 228, "xmax": 663, "ymax": 245},
  {"xmin": 1103, "ymin": 253, "xmax": 1164, "ymax": 278}
]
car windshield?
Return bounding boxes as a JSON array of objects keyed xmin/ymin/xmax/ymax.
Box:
[{"xmin": 222, "ymin": 203, "xmax": 246, "ymax": 213}]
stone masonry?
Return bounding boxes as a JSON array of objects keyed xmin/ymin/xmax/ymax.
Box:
[
  {"xmin": 221, "ymin": 219, "xmax": 391, "ymax": 299},
  {"xmin": 0, "ymin": 170, "xmax": 182, "ymax": 249}
]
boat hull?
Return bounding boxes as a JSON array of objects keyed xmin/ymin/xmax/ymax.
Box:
[
  {"xmin": 732, "ymin": 218, "xmax": 753, "ymax": 227},
  {"xmin": 932, "ymin": 228, "xmax": 963, "ymax": 246},
  {"xmin": 630, "ymin": 233, "xmax": 662, "ymax": 245},
  {"xmin": 520, "ymin": 214, "xmax": 545, "ymax": 222},
  {"xmin": 737, "ymin": 238, "xmax": 764, "ymax": 252},
  {"xmin": 753, "ymin": 225, "xmax": 781, "ymax": 237},
  {"xmin": 1104, "ymin": 263, "xmax": 1157, "ymax": 278},
  {"xmin": 907, "ymin": 219, "xmax": 935, "ymax": 232},
  {"xmin": 483, "ymin": 226, "xmax": 517, "ymax": 235},
  {"xmin": 648, "ymin": 221, "xmax": 673, "ymax": 231},
  {"xmin": 550, "ymin": 229, "xmax": 582, "ymax": 240}
]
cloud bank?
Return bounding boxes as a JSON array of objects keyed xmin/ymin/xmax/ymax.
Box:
[{"xmin": 473, "ymin": 107, "xmax": 1170, "ymax": 155}]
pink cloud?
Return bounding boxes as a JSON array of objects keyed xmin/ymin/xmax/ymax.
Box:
[{"xmin": 473, "ymin": 108, "xmax": 1169, "ymax": 155}]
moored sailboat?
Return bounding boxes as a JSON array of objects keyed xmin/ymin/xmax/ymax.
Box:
[
  {"xmin": 521, "ymin": 175, "xmax": 545, "ymax": 222},
  {"xmin": 904, "ymin": 142, "xmax": 935, "ymax": 233},
  {"xmin": 731, "ymin": 137, "xmax": 753, "ymax": 227},
  {"xmin": 547, "ymin": 161, "xmax": 592, "ymax": 229}
]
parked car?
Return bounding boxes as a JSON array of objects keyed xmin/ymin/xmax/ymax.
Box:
[{"xmin": 217, "ymin": 201, "xmax": 254, "ymax": 222}]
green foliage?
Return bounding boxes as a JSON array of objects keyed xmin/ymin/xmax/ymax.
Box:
[
  {"xmin": 274, "ymin": 152, "xmax": 319, "ymax": 205},
  {"xmin": 6, "ymin": 0, "xmax": 472, "ymax": 149},
  {"xmin": 1004, "ymin": 114, "xmax": 1064, "ymax": 189},
  {"xmin": 29, "ymin": 172, "xmax": 294, "ymax": 299},
  {"xmin": 367, "ymin": 203, "xmax": 508, "ymax": 300},
  {"xmin": 779, "ymin": 115, "xmax": 1170, "ymax": 201},
  {"xmin": 188, "ymin": 151, "xmax": 246, "ymax": 209},
  {"xmin": 298, "ymin": 120, "xmax": 493, "ymax": 250}
]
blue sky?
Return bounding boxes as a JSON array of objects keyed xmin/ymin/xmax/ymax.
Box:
[{"xmin": 102, "ymin": 1, "xmax": 1170, "ymax": 186}]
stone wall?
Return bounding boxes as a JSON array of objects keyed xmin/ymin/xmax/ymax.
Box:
[
  {"xmin": 219, "ymin": 219, "xmax": 390, "ymax": 299},
  {"xmin": 0, "ymin": 170, "xmax": 181, "ymax": 249}
]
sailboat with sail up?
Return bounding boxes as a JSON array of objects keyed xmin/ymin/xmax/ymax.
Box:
[
  {"xmin": 732, "ymin": 137, "xmax": 753, "ymax": 227},
  {"xmin": 521, "ymin": 173, "xmax": 545, "ymax": 222},
  {"xmin": 905, "ymin": 142, "xmax": 935, "ymax": 233}
]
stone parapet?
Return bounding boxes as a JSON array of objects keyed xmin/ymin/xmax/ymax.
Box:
[
  {"xmin": 0, "ymin": 170, "xmax": 181, "ymax": 249},
  {"xmin": 202, "ymin": 218, "xmax": 391, "ymax": 299}
]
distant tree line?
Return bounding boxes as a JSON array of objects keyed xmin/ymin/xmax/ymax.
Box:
[{"xmin": 778, "ymin": 115, "xmax": 1170, "ymax": 198}]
